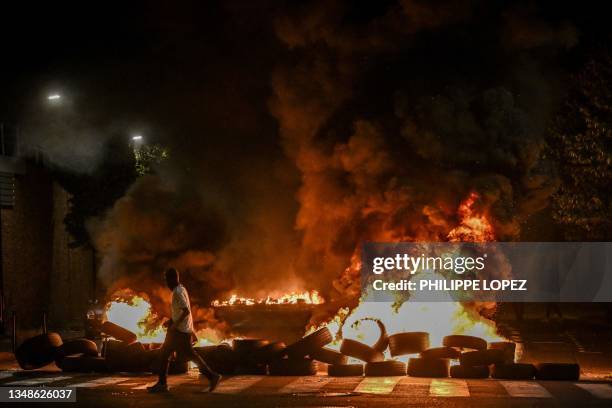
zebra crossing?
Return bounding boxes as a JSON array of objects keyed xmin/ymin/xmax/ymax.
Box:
[{"xmin": 0, "ymin": 372, "xmax": 611, "ymax": 399}]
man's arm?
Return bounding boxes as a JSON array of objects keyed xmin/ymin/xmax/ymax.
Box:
[{"xmin": 170, "ymin": 307, "xmax": 189, "ymax": 330}]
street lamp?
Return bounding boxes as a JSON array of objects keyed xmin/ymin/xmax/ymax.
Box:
[
  {"xmin": 132, "ymin": 135, "xmax": 143, "ymax": 141},
  {"xmin": 47, "ymin": 94, "xmax": 61, "ymax": 101}
]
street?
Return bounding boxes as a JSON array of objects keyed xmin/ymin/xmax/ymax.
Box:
[{"xmin": 1, "ymin": 369, "xmax": 611, "ymax": 407}]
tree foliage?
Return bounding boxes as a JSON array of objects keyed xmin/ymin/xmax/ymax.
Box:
[{"xmin": 549, "ymin": 51, "xmax": 612, "ymax": 240}]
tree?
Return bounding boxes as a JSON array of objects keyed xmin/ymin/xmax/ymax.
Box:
[{"xmin": 549, "ymin": 50, "xmax": 612, "ymax": 240}]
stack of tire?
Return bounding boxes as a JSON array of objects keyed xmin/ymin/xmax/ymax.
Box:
[{"xmin": 15, "ymin": 332, "xmax": 107, "ymax": 373}]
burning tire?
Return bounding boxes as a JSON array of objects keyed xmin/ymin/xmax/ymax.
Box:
[
  {"xmin": 364, "ymin": 361, "xmax": 407, "ymax": 376},
  {"xmin": 56, "ymin": 339, "xmax": 98, "ymax": 359},
  {"xmin": 407, "ymin": 358, "xmax": 450, "ymax": 378},
  {"xmin": 491, "ymin": 363, "xmax": 536, "ymax": 380},
  {"xmin": 420, "ymin": 347, "xmax": 461, "ymax": 360},
  {"xmin": 56, "ymin": 355, "xmax": 109, "ymax": 373},
  {"xmin": 15, "ymin": 333, "xmax": 63, "ymax": 370},
  {"xmin": 340, "ymin": 339, "xmax": 384, "ymax": 363},
  {"xmin": 101, "ymin": 321, "xmax": 137, "ymax": 344},
  {"xmin": 535, "ymin": 363, "xmax": 580, "ymax": 381},
  {"xmin": 450, "ymin": 364, "xmax": 489, "ymax": 379},
  {"xmin": 286, "ymin": 328, "xmax": 333, "ymax": 358},
  {"xmin": 459, "ymin": 349, "xmax": 505, "ymax": 367},
  {"xmin": 268, "ymin": 358, "xmax": 318, "ymax": 376},
  {"xmin": 388, "ymin": 332, "xmax": 429, "ymax": 357},
  {"xmin": 310, "ymin": 347, "xmax": 348, "ymax": 365},
  {"xmin": 488, "ymin": 342, "xmax": 516, "ymax": 364},
  {"xmin": 328, "ymin": 364, "xmax": 364, "ymax": 377},
  {"xmin": 442, "ymin": 335, "xmax": 487, "ymax": 351}
]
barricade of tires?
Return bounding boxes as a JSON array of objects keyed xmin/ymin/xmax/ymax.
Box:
[{"xmin": 13, "ymin": 322, "xmax": 580, "ymax": 381}]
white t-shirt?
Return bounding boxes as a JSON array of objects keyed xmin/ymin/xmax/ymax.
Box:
[{"xmin": 171, "ymin": 284, "xmax": 194, "ymax": 333}]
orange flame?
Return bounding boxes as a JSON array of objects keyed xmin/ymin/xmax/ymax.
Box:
[{"xmin": 211, "ymin": 290, "xmax": 324, "ymax": 307}]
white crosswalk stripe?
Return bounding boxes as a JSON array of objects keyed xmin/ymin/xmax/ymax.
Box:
[
  {"xmin": 4, "ymin": 375, "xmax": 73, "ymax": 386},
  {"xmin": 279, "ymin": 376, "xmax": 333, "ymax": 393},
  {"xmin": 429, "ymin": 379, "xmax": 470, "ymax": 397},
  {"xmin": 575, "ymin": 383, "xmax": 612, "ymax": 399},
  {"xmin": 500, "ymin": 381, "xmax": 551, "ymax": 398},
  {"xmin": 354, "ymin": 376, "xmax": 403, "ymax": 394},
  {"xmin": 0, "ymin": 371, "xmax": 17, "ymax": 379},
  {"xmin": 212, "ymin": 375, "xmax": 264, "ymax": 394},
  {"xmin": 2, "ymin": 372, "xmax": 612, "ymax": 401}
]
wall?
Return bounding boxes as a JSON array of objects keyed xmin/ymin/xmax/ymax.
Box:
[{"xmin": 1, "ymin": 161, "xmax": 94, "ymax": 332}]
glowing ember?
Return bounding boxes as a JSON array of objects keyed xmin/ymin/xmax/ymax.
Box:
[
  {"xmin": 211, "ymin": 290, "xmax": 324, "ymax": 307},
  {"xmin": 105, "ymin": 291, "xmax": 166, "ymax": 343}
]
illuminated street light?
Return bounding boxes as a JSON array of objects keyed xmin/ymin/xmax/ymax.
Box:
[
  {"xmin": 47, "ymin": 94, "xmax": 62, "ymax": 101},
  {"xmin": 132, "ymin": 135, "xmax": 143, "ymax": 141}
]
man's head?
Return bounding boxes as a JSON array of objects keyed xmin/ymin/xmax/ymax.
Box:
[{"xmin": 165, "ymin": 268, "xmax": 179, "ymax": 289}]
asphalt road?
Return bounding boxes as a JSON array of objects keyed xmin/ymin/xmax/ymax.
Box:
[{"xmin": 1, "ymin": 370, "xmax": 611, "ymax": 407}]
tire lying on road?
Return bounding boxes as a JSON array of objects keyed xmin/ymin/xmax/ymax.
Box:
[
  {"xmin": 106, "ymin": 340, "xmax": 148, "ymax": 372},
  {"xmin": 420, "ymin": 347, "xmax": 461, "ymax": 360},
  {"xmin": 310, "ymin": 347, "xmax": 348, "ymax": 365},
  {"xmin": 251, "ymin": 341, "xmax": 287, "ymax": 364},
  {"xmin": 488, "ymin": 342, "xmax": 516, "ymax": 364},
  {"xmin": 340, "ymin": 339, "xmax": 384, "ymax": 363},
  {"xmin": 233, "ymin": 339, "xmax": 269, "ymax": 355},
  {"xmin": 364, "ymin": 361, "xmax": 407, "ymax": 376},
  {"xmin": 328, "ymin": 364, "xmax": 364, "ymax": 377},
  {"xmin": 491, "ymin": 363, "xmax": 536, "ymax": 380},
  {"xmin": 535, "ymin": 363, "xmax": 580, "ymax": 381},
  {"xmin": 407, "ymin": 358, "xmax": 450, "ymax": 378},
  {"xmin": 15, "ymin": 333, "xmax": 63, "ymax": 370},
  {"xmin": 286, "ymin": 328, "xmax": 333, "ymax": 358},
  {"xmin": 195, "ymin": 344, "xmax": 237, "ymax": 375},
  {"xmin": 101, "ymin": 321, "xmax": 137, "ymax": 344},
  {"xmin": 442, "ymin": 335, "xmax": 487, "ymax": 351},
  {"xmin": 370, "ymin": 319, "xmax": 389, "ymax": 353},
  {"xmin": 388, "ymin": 332, "xmax": 429, "ymax": 357},
  {"xmin": 268, "ymin": 358, "xmax": 318, "ymax": 376},
  {"xmin": 459, "ymin": 349, "xmax": 505, "ymax": 367},
  {"xmin": 56, "ymin": 339, "xmax": 98, "ymax": 359},
  {"xmin": 56, "ymin": 355, "xmax": 109, "ymax": 373},
  {"xmin": 450, "ymin": 364, "xmax": 489, "ymax": 379}
]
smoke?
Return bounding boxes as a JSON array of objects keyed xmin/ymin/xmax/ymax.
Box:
[
  {"xmin": 90, "ymin": 0, "xmax": 575, "ymax": 331},
  {"xmin": 269, "ymin": 0, "xmax": 567, "ymax": 310}
]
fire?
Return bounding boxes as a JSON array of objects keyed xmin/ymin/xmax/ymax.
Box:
[
  {"xmin": 447, "ymin": 192, "xmax": 494, "ymax": 242},
  {"xmin": 317, "ymin": 191, "xmax": 507, "ymax": 359},
  {"xmin": 211, "ymin": 290, "xmax": 324, "ymax": 307},
  {"xmin": 105, "ymin": 290, "xmax": 166, "ymax": 343}
]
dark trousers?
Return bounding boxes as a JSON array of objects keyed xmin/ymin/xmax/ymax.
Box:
[{"xmin": 158, "ymin": 328, "xmax": 216, "ymax": 384}]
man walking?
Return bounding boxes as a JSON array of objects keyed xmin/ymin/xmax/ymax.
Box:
[{"xmin": 148, "ymin": 268, "xmax": 221, "ymax": 393}]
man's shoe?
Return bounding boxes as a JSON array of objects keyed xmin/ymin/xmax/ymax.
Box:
[
  {"xmin": 203, "ymin": 374, "xmax": 221, "ymax": 393},
  {"xmin": 147, "ymin": 382, "xmax": 169, "ymax": 393}
]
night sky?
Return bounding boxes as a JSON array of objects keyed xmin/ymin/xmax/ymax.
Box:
[{"xmin": 1, "ymin": 1, "xmax": 610, "ymax": 302}]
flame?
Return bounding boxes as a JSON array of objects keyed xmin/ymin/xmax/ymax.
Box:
[
  {"xmin": 447, "ymin": 192, "xmax": 494, "ymax": 242},
  {"xmin": 105, "ymin": 290, "xmax": 166, "ymax": 343},
  {"xmin": 211, "ymin": 290, "xmax": 324, "ymax": 307},
  {"xmin": 315, "ymin": 191, "xmax": 507, "ymax": 360}
]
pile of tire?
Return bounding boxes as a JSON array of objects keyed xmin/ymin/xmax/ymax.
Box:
[
  {"xmin": 14, "ymin": 332, "xmax": 109, "ymax": 373},
  {"xmin": 446, "ymin": 335, "xmax": 500, "ymax": 379},
  {"xmin": 271, "ymin": 327, "xmax": 332, "ymax": 376}
]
